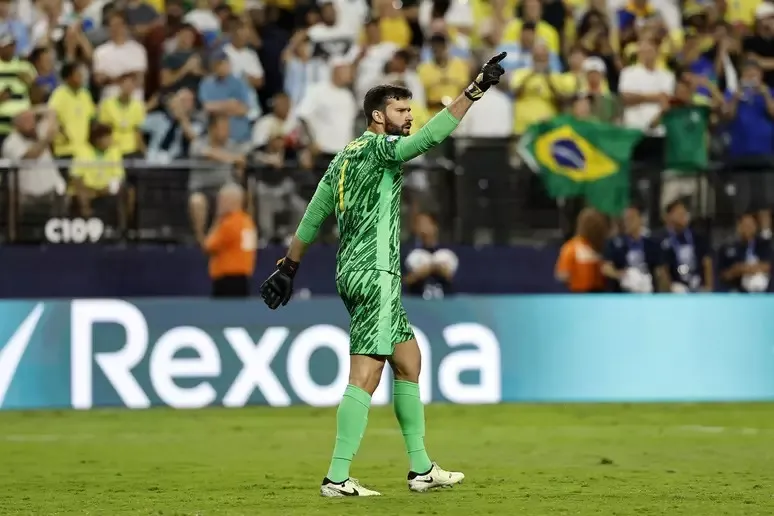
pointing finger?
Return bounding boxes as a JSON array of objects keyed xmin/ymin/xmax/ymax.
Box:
[{"xmin": 486, "ymin": 52, "xmax": 507, "ymax": 65}]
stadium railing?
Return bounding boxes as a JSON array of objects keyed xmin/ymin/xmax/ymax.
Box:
[{"xmin": 0, "ymin": 141, "xmax": 764, "ymax": 245}]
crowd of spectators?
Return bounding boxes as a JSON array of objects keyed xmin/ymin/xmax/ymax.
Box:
[{"xmin": 0, "ymin": 0, "xmax": 773, "ymax": 262}]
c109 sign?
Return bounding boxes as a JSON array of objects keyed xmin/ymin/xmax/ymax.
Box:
[{"xmin": 0, "ymin": 300, "xmax": 502, "ymax": 410}]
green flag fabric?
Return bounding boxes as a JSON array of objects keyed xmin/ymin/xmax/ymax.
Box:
[
  {"xmin": 518, "ymin": 115, "xmax": 643, "ymax": 215},
  {"xmin": 662, "ymin": 104, "xmax": 711, "ymax": 174}
]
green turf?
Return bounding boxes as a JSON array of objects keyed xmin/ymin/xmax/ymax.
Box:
[{"xmin": 0, "ymin": 403, "xmax": 773, "ymax": 515}]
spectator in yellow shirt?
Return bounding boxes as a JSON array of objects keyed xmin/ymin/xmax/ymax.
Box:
[
  {"xmin": 375, "ymin": 0, "xmax": 412, "ymax": 47},
  {"xmin": 502, "ymin": 0, "xmax": 560, "ymax": 54},
  {"xmin": 510, "ymin": 42, "xmax": 569, "ymax": 135},
  {"xmin": 417, "ymin": 34, "xmax": 470, "ymax": 115},
  {"xmin": 48, "ymin": 63, "xmax": 95, "ymax": 162},
  {"xmin": 98, "ymin": 74, "xmax": 147, "ymax": 157},
  {"xmin": 70, "ymin": 123, "xmax": 125, "ymax": 222}
]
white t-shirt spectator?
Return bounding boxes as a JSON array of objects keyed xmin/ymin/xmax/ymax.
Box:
[
  {"xmin": 619, "ymin": 64, "xmax": 675, "ymax": 136},
  {"xmin": 296, "ymin": 81, "xmax": 357, "ymax": 154},
  {"xmin": 224, "ymin": 43, "xmax": 264, "ymax": 82},
  {"xmin": 333, "ymin": 0, "xmax": 369, "ymax": 39},
  {"xmin": 93, "ymin": 39, "xmax": 148, "ymax": 100},
  {"xmin": 252, "ymin": 114, "xmax": 300, "ymax": 149},
  {"xmin": 2, "ymin": 130, "xmax": 64, "ymax": 197},
  {"xmin": 354, "ymin": 42, "xmax": 399, "ymax": 102},
  {"xmin": 307, "ymin": 23, "xmax": 358, "ymax": 83},
  {"xmin": 456, "ymin": 89, "xmax": 513, "ymax": 137}
]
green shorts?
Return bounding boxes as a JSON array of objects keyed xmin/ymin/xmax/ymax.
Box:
[{"xmin": 336, "ymin": 270, "xmax": 415, "ymax": 356}]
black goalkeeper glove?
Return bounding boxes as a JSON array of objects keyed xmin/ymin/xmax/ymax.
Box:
[
  {"xmin": 464, "ymin": 52, "xmax": 507, "ymax": 101},
  {"xmin": 260, "ymin": 257, "xmax": 299, "ymax": 310}
]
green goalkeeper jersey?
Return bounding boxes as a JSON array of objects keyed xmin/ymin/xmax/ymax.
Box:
[{"xmin": 295, "ymin": 108, "xmax": 460, "ymax": 278}]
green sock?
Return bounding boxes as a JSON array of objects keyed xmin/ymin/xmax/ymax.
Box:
[
  {"xmin": 393, "ymin": 380, "xmax": 432, "ymax": 474},
  {"xmin": 326, "ymin": 384, "xmax": 371, "ymax": 483}
]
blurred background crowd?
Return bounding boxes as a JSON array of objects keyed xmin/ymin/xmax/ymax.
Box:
[{"xmin": 0, "ymin": 0, "xmax": 773, "ymax": 296}]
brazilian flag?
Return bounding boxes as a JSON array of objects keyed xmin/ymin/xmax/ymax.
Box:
[{"xmin": 518, "ymin": 115, "xmax": 644, "ymax": 215}]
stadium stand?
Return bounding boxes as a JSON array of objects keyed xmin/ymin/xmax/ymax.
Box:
[{"xmin": 0, "ymin": 0, "xmax": 774, "ymax": 294}]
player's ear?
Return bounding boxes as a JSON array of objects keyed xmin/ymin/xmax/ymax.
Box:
[{"xmin": 371, "ymin": 110, "xmax": 384, "ymax": 125}]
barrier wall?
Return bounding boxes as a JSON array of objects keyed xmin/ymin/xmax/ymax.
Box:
[{"xmin": 1, "ymin": 296, "xmax": 773, "ymax": 410}]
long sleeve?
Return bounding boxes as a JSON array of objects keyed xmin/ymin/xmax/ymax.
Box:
[
  {"xmin": 296, "ymin": 179, "xmax": 335, "ymax": 244},
  {"xmin": 391, "ymin": 108, "xmax": 460, "ymax": 163}
]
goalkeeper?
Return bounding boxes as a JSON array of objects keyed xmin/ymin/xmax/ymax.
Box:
[{"xmin": 260, "ymin": 53, "xmax": 506, "ymax": 497}]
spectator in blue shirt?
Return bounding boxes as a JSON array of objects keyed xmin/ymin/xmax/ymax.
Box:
[
  {"xmin": 718, "ymin": 212, "xmax": 772, "ymax": 293},
  {"xmin": 144, "ymin": 89, "xmax": 203, "ymax": 163},
  {"xmin": 602, "ymin": 204, "xmax": 661, "ymax": 292},
  {"xmin": 723, "ymin": 59, "xmax": 774, "ymax": 239},
  {"xmin": 0, "ymin": 0, "xmax": 30, "ymax": 57},
  {"xmin": 29, "ymin": 47, "xmax": 58, "ymax": 102},
  {"xmin": 496, "ymin": 22, "xmax": 562, "ymax": 77},
  {"xmin": 199, "ymin": 51, "xmax": 251, "ymax": 144}
]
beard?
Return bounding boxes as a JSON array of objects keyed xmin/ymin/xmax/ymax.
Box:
[{"xmin": 385, "ymin": 117, "xmax": 411, "ymax": 136}]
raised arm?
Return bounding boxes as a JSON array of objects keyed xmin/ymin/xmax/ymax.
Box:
[{"xmin": 392, "ymin": 52, "xmax": 507, "ymax": 163}]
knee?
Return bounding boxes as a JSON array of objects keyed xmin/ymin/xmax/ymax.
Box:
[
  {"xmin": 392, "ymin": 363, "xmax": 420, "ymax": 384},
  {"xmin": 348, "ymin": 360, "xmax": 386, "ymax": 396}
]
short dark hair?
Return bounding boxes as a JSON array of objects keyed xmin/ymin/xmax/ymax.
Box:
[
  {"xmin": 363, "ymin": 84, "xmax": 412, "ymax": 124},
  {"xmin": 60, "ymin": 62, "xmax": 79, "ymax": 80},
  {"xmin": 208, "ymin": 114, "xmax": 229, "ymax": 128},
  {"xmin": 107, "ymin": 10, "xmax": 128, "ymax": 25},
  {"xmin": 393, "ymin": 49, "xmax": 411, "ymax": 63},
  {"xmin": 28, "ymin": 46, "xmax": 49, "ymax": 65},
  {"xmin": 665, "ymin": 198, "xmax": 686, "ymax": 214}
]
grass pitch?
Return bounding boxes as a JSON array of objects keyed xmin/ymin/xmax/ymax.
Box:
[{"xmin": 0, "ymin": 403, "xmax": 773, "ymax": 515}]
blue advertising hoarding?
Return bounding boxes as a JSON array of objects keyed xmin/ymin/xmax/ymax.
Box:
[{"xmin": 0, "ymin": 296, "xmax": 773, "ymax": 410}]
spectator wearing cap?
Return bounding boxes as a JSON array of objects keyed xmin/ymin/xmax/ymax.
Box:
[
  {"xmin": 495, "ymin": 21, "xmax": 561, "ymax": 77},
  {"xmin": 0, "ymin": 32, "xmax": 36, "ymax": 149},
  {"xmin": 0, "ymin": 0, "xmax": 31, "ymax": 57},
  {"xmin": 509, "ymin": 41, "xmax": 568, "ymax": 136},
  {"xmin": 69, "ymin": 122, "xmax": 125, "ymax": 224},
  {"xmin": 743, "ymin": 3, "xmax": 774, "ymax": 88},
  {"xmin": 718, "ymin": 212, "xmax": 772, "ymax": 293},
  {"xmin": 199, "ymin": 51, "xmax": 252, "ymax": 144},
  {"xmin": 48, "ymin": 62, "xmax": 95, "ymax": 165},
  {"xmin": 502, "ymin": 0, "xmax": 560, "ymax": 55},
  {"xmin": 98, "ymin": 73, "xmax": 147, "ymax": 158},
  {"xmin": 417, "ymin": 33, "xmax": 470, "ymax": 116},
  {"xmin": 160, "ymin": 24, "xmax": 204, "ymax": 97},
  {"xmin": 602, "ymin": 204, "xmax": 661, "ymax": 293},
  {"xmin": 307, "ymin": 0, "xmax": 358, "ymax": 83},
  {"xmin": 722, "ymin": 59, "xmax": 774, "ymax": 239},
  {"xmin": 29, "ymin": 47, "xmax": 57, "ymax": 102},
  {"xmin": 93, "ymin": 11, "xmax": 147, "ymax": 101},
  {"xmin": 1, "ymin": 109, "xmax": 65, "ymax": 225},
  {"xmin": 581, "ymin": 57, "xmax": 619, "ymax": 122}
]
